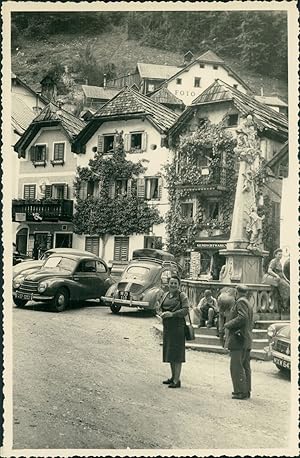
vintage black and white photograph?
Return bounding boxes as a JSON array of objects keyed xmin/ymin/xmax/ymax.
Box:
[{"xmin": 2, "ymin": 1, "xmax": 299, "ymax": 456}]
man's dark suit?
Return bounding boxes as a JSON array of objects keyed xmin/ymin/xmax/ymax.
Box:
[{"xmin": 224, "ymin": 296, "xmax": 253, "ymax": 395}]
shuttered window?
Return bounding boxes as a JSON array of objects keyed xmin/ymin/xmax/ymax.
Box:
[
  {"xmin": 114, "ymin": 237, "xmax": 129, "ymax": 261},
  {"xmin": 53, "ymin": 143, "xmax": 65, "ymax": 161},
  {"xmin": 24, "ymin": 184, "xmax": 36, "ymax": 199},
  {"xmin": 30, "ymin": 145, "xmax": 47, "ymax": 162},
  {"xmin": 85, "ymin": 236, "xmax": 100, "ymax": 256},
  {"xmin": 45, "ymin": 184, "xmax": 68, "ymax": 199}
]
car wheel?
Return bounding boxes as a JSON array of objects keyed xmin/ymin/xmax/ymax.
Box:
[
  {"xmin": 52, "ymin": 288, "xmax": 69, "ymax": 312},
  {"xmin": 110, "ymin": 304, "xmax": 121, "ymax": 314},
  {"xmin": 13, "ymin": 298, "xmax": 27, "ymax": 308}
]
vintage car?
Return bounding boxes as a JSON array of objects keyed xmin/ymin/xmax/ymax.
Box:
[
  {"xmin": 13, "ymin": 253, "xmax": 114, "ymax": 312},
  {"xmin": 101, "ymin": 248, "xmax": 180, "ymax": 314},
  {"xmin": 267, "ymin": 322, "xmax": 291, "ymax": 373},
  {"xmin": 12, "ymin": 247, "xmax": 99, "ymax": 279}
]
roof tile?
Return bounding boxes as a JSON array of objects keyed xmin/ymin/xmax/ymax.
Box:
[{"xmin": 33, "ymin": 103, "xmax": 86, "ymax": 139}]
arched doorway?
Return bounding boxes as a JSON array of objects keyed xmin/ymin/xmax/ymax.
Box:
[{"xmin": 16, "ymin": 228, "xmax": 28, "ymax": 255}]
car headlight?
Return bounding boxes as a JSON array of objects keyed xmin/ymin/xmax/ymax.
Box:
[
  {"xmin": 38, "ymin": 281, "xmax": 48, "ymax": 293},
  {"xmin": 267, "ymin": 324, "xmax": 276, "ymax": 338},
  {"xmin": 13, "ymin": 275, "xmax": 25, "ymax": 289}
]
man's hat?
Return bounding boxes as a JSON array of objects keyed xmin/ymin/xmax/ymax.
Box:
[{"xmin": 236, "ymin": 284, "xmax": 249, "ymax": 294}]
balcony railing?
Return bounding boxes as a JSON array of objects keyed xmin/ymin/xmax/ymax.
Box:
[
  {"xmin": 176, "ymin": 165, "xmax": 228, "ymax": 192},
  {"xmin": 12, "ymin": 199, "xmax": 74, "ymax": 222}
]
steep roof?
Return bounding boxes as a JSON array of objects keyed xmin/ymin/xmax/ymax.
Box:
[
  {"xmin": 191, "ymin": 79, "xmax": 288, "ymax": 138},
  {"xmin": 254, "ymin": 95, "xmax": 288, "ymax": 108},
  {"xmin": 136, "ymin": 62, "xmax": 181, "ymax": 80},
  {"xmin": 14, "ymin": 102, "xmax": 86, "ymax": 156},
  {"xmin": 33, "ymin": 103, "xmax": 86, "ymax": 139},
  {"xmin": 11, "ymin": 72, "xmax": 48, "ymax": 105},
  {"xmin": 149, "ymin": 86, "xmax": 184, "ymax": 106},
  {"xmin": 82, "ymin": 85, "xmax": 120, "ymax": 100},
  {"xmin": 162, "ymin": 50, "xmax": 252, "ymax": 93},
  {"xmin": 93, "ymin": 86, "xmax": 179, "ymax": 132},
  {"xmin": 11, "ymin": 94, "xmax": 36, "ymax": 135}
]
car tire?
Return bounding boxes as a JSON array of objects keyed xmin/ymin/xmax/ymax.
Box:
[
  {"xmin": 110, "ymin": 304, "xmax": 121, "ymax": 314},
  {"xmin": 13, "ymin": 298, "xmax": 27, "ymax": 308},
  {"xmin": 52, "ymin": 288, "xmax": 69, "ymax": 312}
]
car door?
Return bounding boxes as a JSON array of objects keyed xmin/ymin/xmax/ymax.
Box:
[
  {"xmin": 73, "ymin": 259, "xmax": 98, "ymax": 300},
  {"xmin": 95, "ymin": 260, "xmax": 110, "ymax": 296}
]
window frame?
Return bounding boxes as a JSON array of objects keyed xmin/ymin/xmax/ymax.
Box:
[
  {"xmin": 30, "ymin": 143, "xmax": 47, "ymax": 166},
  {"xmin": 130, "ymin": 132, "xmax": 143, "ymax": 151},
  {"xmin": 194, "ymin": 77, "xmax": 201, "ymax": 88},
  {"xmin": 52, "ymin": 141, "xmax": 66, "ymax": 165},
  {"xmin": 176, "ymin": 78, "xmax": 182, "ymax": 85},
  {"xmin": 144, "ymin": 176, "xmax": 160, "ymax": 200},
  {"xmin": 23, "ymin": 183, "xmax": 36, "ymax": 200},
  {"xmin": 103, "ymin": 134, "xmax": 115, "ymax": 154},
  {"xmin": 227, "ymin": 113, "xmax": 239, "ymax": 127},
  {"xmin": 213, "ymin": 65, "xmax": 219, "ymax": 70}
]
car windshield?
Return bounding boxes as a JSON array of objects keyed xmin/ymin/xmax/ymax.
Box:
[
  {"xmin": 124, "ymin": 266, "xmax": 150, "ymax": 280},
  {"xmin": 42, "ymin": 256, "xmax": 76, "ymax": 272}
]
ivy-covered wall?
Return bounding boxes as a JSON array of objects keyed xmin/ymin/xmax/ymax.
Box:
[
  {"xmin": 73, "ymin": 132, "xmax": 163, "ymax": 239},
  {"xmin": 165, "ymin": 121, "xmax": 238, "ymax": 259}
]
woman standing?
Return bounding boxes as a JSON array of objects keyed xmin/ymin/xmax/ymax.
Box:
[
  {"xmin": 158, "ymin": 275, "xmax": 189, "ymax": 388},
  {"xmin": 263, "ymin": 248, "xmax": 290, "ymax": 310}
]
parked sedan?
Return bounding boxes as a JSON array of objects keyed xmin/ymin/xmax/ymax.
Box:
[
  {"xmin": 13, "ymin": 253, "xmax": 114, "ymax": 312},
  {"xmin": 13, "ymin": 248, "xmax": 98, "ymax": 279},
  {"xmin": 101, "ymin": 248, "xmax": 180, "ymax": 314},
  {"xmin": 267, "ymin": 322, "xmax": 291, "ymax": 373}
]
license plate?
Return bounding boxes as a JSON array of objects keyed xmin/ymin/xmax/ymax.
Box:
[
  {"xmin": 119, "ymin": 291, "xmax": 129, "ymax": 300},
  {"xmin": 16, "ymin": 292, "xmax": 32, "ymax": 301},
  {"xmin": 273, "ymin": 356, "xmax": 290, "ymax": 369}
]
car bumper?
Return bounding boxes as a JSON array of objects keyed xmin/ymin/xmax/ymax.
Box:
[
  {"xmin": 101, "ymin": 296, "xmax": 153, "ymax": 309},
  {"xmin": 13, "ymin": 291, "xmax": 54, "ymax": 302},
  {"xmin": 271, "ymin": 350, "xmax": 291, "ymax": 370}
]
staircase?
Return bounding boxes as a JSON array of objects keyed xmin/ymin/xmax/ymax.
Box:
[{"xmin": 153, "ymin": 318, "xmax": 290, "ymax": 361}]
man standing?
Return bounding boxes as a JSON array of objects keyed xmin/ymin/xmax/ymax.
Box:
[
  {"xmin": 224, "ymin": 284, "xmax": 253, "ymax": 400},
  {"xmin": 194, "ymin": 289, "xmax": 218, "ymax": 328}
]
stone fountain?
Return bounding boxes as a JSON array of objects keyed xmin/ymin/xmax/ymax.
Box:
[{"xmin": 219, "ymin": 114, "xmax": 269, "ymax": 284}]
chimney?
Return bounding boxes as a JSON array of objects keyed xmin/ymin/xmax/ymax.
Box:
[
  {"xmin": 103, "ymin": 73, "xmax": 107, "ymax": 88},
  {"xmin": 260, "ymin": 87, "xmax": 264, "ymax": 96}
]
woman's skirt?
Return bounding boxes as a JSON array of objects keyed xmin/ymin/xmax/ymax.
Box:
[{"xmin": 163, "ymin": 317, "xmax": 186, "ymax": 363}]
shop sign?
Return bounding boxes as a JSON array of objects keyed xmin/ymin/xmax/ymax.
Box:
[
  {"xmin": 174, "ymin": 90, "xmax": 196, "ymax": 97},
  {"xmin": 195, "ymin": 242, "xmax": 227, "ymax": 249}
]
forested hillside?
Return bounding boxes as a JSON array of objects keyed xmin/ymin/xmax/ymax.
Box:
[{"xmin": 11, "ymin": 11, "xmax": 288, "ymax": 100}]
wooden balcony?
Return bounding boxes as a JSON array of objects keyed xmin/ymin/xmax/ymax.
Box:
[
  {"xmin": 12, "ymin": 199, "xmax": 74, "ymax": 222},
  {"xmin": 176, "ymin": 165, "xmax": 228, "ymax": 195}
]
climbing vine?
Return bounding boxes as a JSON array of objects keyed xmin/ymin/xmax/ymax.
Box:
[
  {"xmin": 73, "ymin": 132, "xmax": 163, "ymax": 237},
  {"xmin": 164, "ymin": 121, "xmax": 237, "ymax": 258}
]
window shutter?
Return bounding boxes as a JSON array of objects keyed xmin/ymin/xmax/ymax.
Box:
[
  {"xmin": 108, "ymin": 181, "xmax": 115, "ymax": 199},
  {"xmin": 114, "ymin": 237, "xmax": 129, "ymax": 261},
  {"xmin": 45, "ymin": 185, "xmax": 52, "ymax": 199},
  {"xmin": 44, "ymin": 145, "xmax": 48, "ymax": 161},
  {"xmin": 158, "ymin": 177, "xmax": 163, "ymax": 200},
  {"xmin": 85, "ymin": 236, "xmax": 99, "ymax": 255},
  {"xmin": 124, "ymin": 133, "xmax": 130, "ymax": 152},
  {"xmin": 127, "ymin": 179, "xmax": 132, "ymax": 197},
  {"xmin": 113, "ymin": 134, "xmax": 118, "ymax": 152},
  {"xmin": 79, "ymin": 181, "xmax": 87, "ymax": 200},
  {"xmin": 63, "ymin": 184, "xmax": 68, "ymax": 199},
  {"xmin": 137, "ymin": 178, "xmax": 145, "ymax": 199},
  {"xmin": 141, "ymin": 132, "xmax": 148, "ymax": 152},
  {"xmin": 30, "ymin": 146, "xmax": 36, "ymax": 161},
  {"xmin": 97, "ymin": 135, "xmax": 104, "ymax": 153}
]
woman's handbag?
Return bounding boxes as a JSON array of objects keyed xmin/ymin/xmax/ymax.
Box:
[{"xmin": 185, "ymin": 310, "xmax": 195, "ymax": 341}]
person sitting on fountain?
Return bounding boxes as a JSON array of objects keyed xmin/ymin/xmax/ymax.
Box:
[
  {"xmin": 194, "ymin": 289, "xmax": 219, "ymax": 328},
  {"xmin": 262, "ymin": 248, "xmax": 290, "ymax": 311}
]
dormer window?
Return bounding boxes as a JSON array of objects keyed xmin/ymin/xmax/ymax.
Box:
[{"xmin": 176, "ymin": 78, "xmax": 182, "ymax": 85}]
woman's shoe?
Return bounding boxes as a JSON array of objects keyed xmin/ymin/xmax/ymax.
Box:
[
  {"xmin": 168, "ymin": 381, "xmax": 181, "ymax": 388},
  {"xmin": 162, "ymin": 378, "xmax": 173, "ymax": 385}
]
